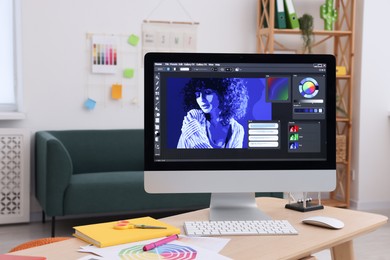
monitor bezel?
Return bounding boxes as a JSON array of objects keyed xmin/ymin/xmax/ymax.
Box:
[{"xmin": 144, "ymin": 52, "xmax": 336, "ymax": 172}]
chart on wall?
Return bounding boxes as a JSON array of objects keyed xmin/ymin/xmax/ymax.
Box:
[
  {"xmin": 142, "ymin": 21, "xmax": 198, "ymax": 58},
  {"xmin": 84, "ymin": 33, "xmax": 140, "ymax": 110},
  {"xmin": 91, "ymin": 35, "xmax": 119, "ymax": 74}
]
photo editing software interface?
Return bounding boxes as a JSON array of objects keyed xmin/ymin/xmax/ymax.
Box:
[{"xmin": 152, "ymin": 61, "xmax": 330, "ymax": 164}]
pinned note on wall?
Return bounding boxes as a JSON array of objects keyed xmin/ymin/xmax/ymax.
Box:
[
  {"xmin": 84, "ymin": 98, "xmax": 96, "ymax": 110},
  {"xmin": 128, "ymin": 34, "xmax": 140, "ymax": 46},
  {"xmin": 86, "ymin": 33, "xmax": 139, "ymax": 111},
  {"xmin": 111, "ymin": 84, "xmax": 123, "ymax": 99},
  {"xmin": 142, "ymin": 21, "xmax": 198, "ymax": 57},
  {"xmin": 123, "ymin": 68, "xmax": 134, "ymax": 78}
]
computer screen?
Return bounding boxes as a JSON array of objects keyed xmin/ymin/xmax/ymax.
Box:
[{"xmin": 144, "ymin": 53, "xmax": 336, "ymax": 220}]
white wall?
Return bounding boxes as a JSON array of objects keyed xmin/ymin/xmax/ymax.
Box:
[
  {"xmin": 2, "ymin": 0, "xmax": 389, "ymax": 212},
  {"xmin": 351, "ymin": 0, "xmax": 390, "ymax": 210},
  {"xmin": 0, "ymin": 0, "xmax": 261, "ymax": 217},
  {"xmin": 0, "ymin": 0, "xmax": 260, "ymax": 131}
]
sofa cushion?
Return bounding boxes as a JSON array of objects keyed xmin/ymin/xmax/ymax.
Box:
[
  {"xmin": 64, "ymin": 171, "xmax": 211, "ymax": 215},
  {"xmin": 49, "ymin": 129, "xmax": 143, "ymax": 174}
]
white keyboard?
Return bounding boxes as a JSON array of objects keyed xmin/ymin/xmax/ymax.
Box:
[{"xmin": 184, "ymin": 220, "xmax": 298, "ymax": 236}]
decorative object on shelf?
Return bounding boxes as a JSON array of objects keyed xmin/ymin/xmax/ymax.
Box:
[
  {"xmin": 284, "ymin": 0, "xmax": 300, "ymax": 29},
  {"xmin": 320, "ymin": 0, "xmax": 338, "ymax": 30},
  {"xmin": 336, "ymin": 134, "xmax": 347, "ymax": 162},
  {"xmin": 336, "ymin": 94, "xmax": 348, "ymax": 117},
  {"xmin": 298, "ymin": 14, "xmax": 314, "ymax": 54},
  {"xmin": 336, "ymin": 66, "xmax": 346, "ymax": 76},
  {"xmin": 275, "ymin": 0, "xmax": 287, "ymax": 29}
]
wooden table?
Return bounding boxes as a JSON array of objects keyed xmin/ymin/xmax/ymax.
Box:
[{"xmin": 8, "ymin": 197, "xmax": 388, "ymax": 260}]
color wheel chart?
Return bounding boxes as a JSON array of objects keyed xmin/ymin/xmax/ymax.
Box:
[
  {"xmin": 298, "ymin": 77, "xmax": 319, "ymax": 98},
  {"xmin": 118, "ymin": 244, "xmax": 197, "ymax": 260}
]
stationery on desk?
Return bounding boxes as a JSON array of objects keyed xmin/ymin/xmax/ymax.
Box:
[
  {"xmin": 0, "ymin": 256, "xmax": 46, "ymax": 260},
  {"xmin": 73, "ymin": 216, "xmax": 180, "ymax": 248},
  {"xmin": 78, "ymin": 236, "xmax": 231, "ymax": 260},
  {"xmin": 143, "ymin": 234, "xmax": 179, "ymax": 251}
]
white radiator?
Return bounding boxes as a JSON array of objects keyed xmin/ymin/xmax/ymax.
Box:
[{"xmin": 0, "ymin": 129, "xmax": 30, "ymax": 224}]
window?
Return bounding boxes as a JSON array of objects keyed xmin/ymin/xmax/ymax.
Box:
[{"xmin": 0, "ymin": 0, "xmax": 21, "ymax": 114}]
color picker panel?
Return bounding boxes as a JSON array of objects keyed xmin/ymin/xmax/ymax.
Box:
[{"xmin": 298, "ymin": 77, "xmax": 319, "ymax": 98}]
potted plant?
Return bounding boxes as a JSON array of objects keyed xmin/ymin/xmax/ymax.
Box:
[{"xmin": 298, "ymin": 14, "xmax": 314, "ymax": 54}]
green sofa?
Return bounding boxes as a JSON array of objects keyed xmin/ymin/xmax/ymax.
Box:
[
  {"xmin": 35, "ymin": 129, "xmax": 282, "ymax": 237},
  {"xmin": 35, "ymin": 129, "xmax": 213, "ymax": 236}
]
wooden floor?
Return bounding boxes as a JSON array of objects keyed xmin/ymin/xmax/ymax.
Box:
[{"xmin": 1, "ymin": 208, "xmax": 389, "ymax": 259}]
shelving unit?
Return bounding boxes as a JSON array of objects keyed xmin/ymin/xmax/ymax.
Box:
[{"xmin": 256, "ymin": 0, "xmax": 356, "ymax": 208}]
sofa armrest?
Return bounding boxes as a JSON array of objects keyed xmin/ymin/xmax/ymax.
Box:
[{"xmin": 35, "ymin": 131, "xmax": 73, "ymax": 216}]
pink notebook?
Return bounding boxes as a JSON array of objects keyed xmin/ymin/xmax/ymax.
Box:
[{"xmin": 0, "ymin": 255, "xmax": 46, "ymax": 260}]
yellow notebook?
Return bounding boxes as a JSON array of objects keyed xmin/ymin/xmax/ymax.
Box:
[{"xmin": 73, "ymin": 216, "xmax": 180, "ymax": 248}]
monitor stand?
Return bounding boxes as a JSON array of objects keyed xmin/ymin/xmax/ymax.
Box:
[{"xmin": 209, "ymin": 193, "xmax": 271, "ymax": 221}]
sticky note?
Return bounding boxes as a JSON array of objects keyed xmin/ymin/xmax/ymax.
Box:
[
  {"xmin": 123, "ymin": 68, "xmax": 134, "ymax": 78},
  {"xmin": 84, "ymin": 98, "xmax": 96, "ymax": 110},
  {"xmin": 128, "ymin": 34, "xmax": 140, "ymax": 46},
  {"xmin": 112, "ymin": 84, "xmax": 122, "ymax": 99}
]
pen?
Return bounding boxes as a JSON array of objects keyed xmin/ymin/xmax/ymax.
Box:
[
  {"xmin": 113, "ymin": 220, "xmax": 168, "ymax": 230},
  {"xmin": 132, "ymin": 224, "xmax": 167, "ymax": 229},
  {"xmin": 143, "ymin": 234, "xmax": 179, "ymax": 251}
]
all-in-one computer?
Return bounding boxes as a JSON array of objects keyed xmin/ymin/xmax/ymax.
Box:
[{"xmin": 144, "ymin": 53, "xmax": 336, "ymax": 223}]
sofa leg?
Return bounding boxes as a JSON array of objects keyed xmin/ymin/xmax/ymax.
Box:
[
  {"xmin": 51, "ymin": 216, "xmax": 56, "ymax": 237},
  {"xmin": 42, "ymin": 211, "xmax": 46, "ymax": 223}
]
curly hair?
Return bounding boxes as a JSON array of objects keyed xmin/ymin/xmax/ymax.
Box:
[{"xmin": 182, "ymin": 78, "xmax": 249, "ymax": 125}]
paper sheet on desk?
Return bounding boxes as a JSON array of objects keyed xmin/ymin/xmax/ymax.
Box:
[
  {"xmin": 179, "ymin": 235, "xmax": 230, "ymax": 252},
  {"xmin": 77, "ymin": 236, "xmax": 231, "ymax": 260},
  {"xmin": 77, "ymin": 256, "xmax": 103, "ymax": 260}
]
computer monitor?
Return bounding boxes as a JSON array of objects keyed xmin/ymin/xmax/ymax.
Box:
[{"xmin": 144, "ymin": 53, "xmax": 336, "ymax": 221}]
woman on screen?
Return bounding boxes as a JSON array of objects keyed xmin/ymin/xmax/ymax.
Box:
[{"xmin": 177, "ymin": 78, "xmax": 249, "ymax": 148}]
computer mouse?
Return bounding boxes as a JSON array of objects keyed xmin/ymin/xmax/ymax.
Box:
[{"xmin": 302, "ymin": 216, "xmax": 344, "ymax": 229}]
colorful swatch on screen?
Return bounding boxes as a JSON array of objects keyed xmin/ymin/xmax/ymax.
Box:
[
  {"xmin": 267, "ymin": 77, "xmax": 289, "ymax": 101},
  {"xmin": 289, "ymin": 125, "xmax": 299, "ymax": 133},
  {"xmin": 289, "ymin": 133, "xmax": 299, "ymax": 141},
  {"xmin": 298, "ymin": 77, "xmax": 319, "ymax": 98},
  {"xmin": 289, "ymin": 142, "xmax": 299, "ymax": 150}
]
